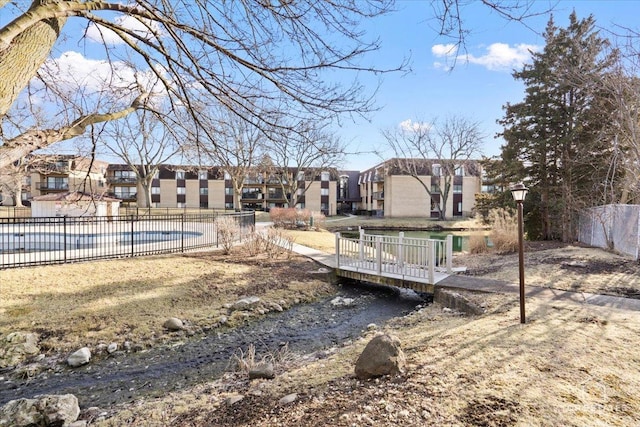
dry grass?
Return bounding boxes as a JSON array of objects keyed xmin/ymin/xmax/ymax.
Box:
[
  {"xmin": 99, "ymin": 288, "xmax": 640, "ymax": 426},
  {"xmin": 282, "ymin": 229, "xmax": 337, "ymax": 253},
  {"xmin": 0, "ymin": 250, "xmax": 334, "ymax": 355},
  {"xmin": 4, "ymin": 235, "xmax": 640, "ymax": 426}
]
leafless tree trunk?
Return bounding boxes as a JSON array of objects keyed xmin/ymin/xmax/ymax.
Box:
[{"xmin": 381, "ymin": 115, "xmax": 483, "ymax": 220}]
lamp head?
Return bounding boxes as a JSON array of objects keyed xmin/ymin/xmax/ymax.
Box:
[{"xmin": 510, "ymin": 183, "xmax": 528, "ymax": 203}]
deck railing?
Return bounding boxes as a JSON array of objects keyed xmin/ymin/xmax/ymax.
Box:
[{"xmin": 335, "ymin": 229, "xmax": 452, "ymax": 284}]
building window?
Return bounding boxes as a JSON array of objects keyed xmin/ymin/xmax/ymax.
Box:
[
  {"xmin": 339, "ymin": 175, "xmax": 349, "ymax": 199},
  {"xmin": 200, "ymin": 187, "xmax": 208, "ymax": 195},
  {"xmin": 177, "ymin": 187, "xmax": 186, "ymax": 195},
  {"xmin": 198, "ymin": 170, "xmax": 208, "ymax": 180},
  {"xmin": 46, "ymin": 176, "xmax": 68, "ymax": 190},
  {"xmin": 224, "ymin": 171, "xmax": 231, "ymax": 180},
  {"xmin": 321, "ymin": 202, "xmax": 329, "ymax": 211},
  {"xmin": 225, "ymin": 187, "xmax": 234, "ymax": 195},
  {"xmin": 458, "ymin": 201, "xmax": 463, "ymax": 213},
  {"xmin": 175, "ymin": 170, "xmax": 185, "ymax": 180},
  {"xmin": 153, "ymin": 170, "xmax": 159, "ymax": 179},
  {"xmin": 432, "ymin": 164, "xmax": 441, "ymax": 177},
  {"xmin": 321, "ymin": 171, "xmax": 330, "ymax": 181},
  {"xmin": 321, "ymin": 188, "xmax": 329, "ymax": 196},
  {"xmin": 455, "ymin": 165, "xmax": 464, "ymax": 176},
  {"xmin": 114, "ymin": 187, "xmax": 136, "ymax": 198},
  {"xmin": 151, "ymin": 187, "xmax": 160, "ymax": 195},
  {"xmin": 22, "ymin": 192, "xmax": 31, "ymax": 201},
  {"xmin": 431, "ymin": 183, "xmax": 440, "ymax": 193},
  {"xmin": 225, "ymin": 202, "xmax": 234, "ymax": 209},
  {"xmin": 177, "ymin": 202, "xmax": 186, "ymax": 208},
  {"xmin": 453, "ymin": 184, "xmax": 462, "ymax": 193},
  {"xmin": 297, "ymin": 171, "xmax": 305, "ymax": 181}
]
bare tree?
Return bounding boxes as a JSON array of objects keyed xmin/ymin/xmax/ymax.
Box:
[
  {"xmin": 101, "ymin": 108, "xmax": 183, "ymax": 207},
  {"xmin": 381, "ymin": 115, "xmax": 484, "ymax": 220},
  {"xmin": 0, "ymin": 0, "xmax": 403, "ymax": 172},
  {"xmin": 185, "ymin": 103, "xmax": 266, "ymax": 211},
  {"xmin": 266, "ymin": 121, "xmax": 345, "ymax": 209}
]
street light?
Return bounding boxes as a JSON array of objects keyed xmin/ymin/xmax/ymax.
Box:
[{"xmin": 510, "ymin": 183, "xmax": 528, "ymax": 324}]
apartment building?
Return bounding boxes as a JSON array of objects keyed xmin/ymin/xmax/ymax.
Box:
[
  {"xmin": 357, "ymin": 159, "xmax": 483, "ymax": 218},
  {"xmin": 4, "ymin": 156, "xmax": 488, "ymax": 219},
  {"xmin": 105, "ymin": 164, "xmax": 338, "ymax": 215},
  {"xmin": 0, "ymin": 155, "xmax": 108, "ymax": 206}
]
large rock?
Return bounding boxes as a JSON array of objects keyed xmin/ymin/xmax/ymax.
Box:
[
  {"xmin": 249, "ymin": 362, "xmax": 275, "ymax": 380},
  {"xmin": 163, "ymin": 317, "xmax": 184, "ymax": 331},
  {"xmin": 0, "ymin": 394, "xmax": 80, "ymax": 427},
  {"xmin": 330, "ymin": 296, "xmax": 355, "ymax": 307},
  {"xmin": 354, "ymin": 334, "xmax": 405, "ymax": 380},
  {"xmin": 231, "ymin": 296, "xmax": 261, "ymax": 311},
  {"xmin": 0, "ymin": 332, "xmax": 40, "ymax": 368},
  {"xmin": 67, "ymin": 347, "xmax": 91, "ymax": 367}
]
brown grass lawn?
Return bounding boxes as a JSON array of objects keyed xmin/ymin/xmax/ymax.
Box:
[{"xmin": 2, "ymin": 233, "xmax": 640, "ymax": 426}]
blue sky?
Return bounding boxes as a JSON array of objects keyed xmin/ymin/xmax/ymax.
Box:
[
  {"xmin": 4, "ymin": 1, "xmax": 640, "ymax": 171},
  {"xmin": 339, "ymin": 0, "xmax": 640, "ymax": 170}
]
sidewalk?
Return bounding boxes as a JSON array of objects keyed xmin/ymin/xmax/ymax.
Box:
[{"xmin": 288, "ymin": 240, "xmax": 640, "ymax": 313}]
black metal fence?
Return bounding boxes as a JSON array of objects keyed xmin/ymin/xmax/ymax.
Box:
[{"xmin": 0, "ymin": 211, "xmax": 255, "ymax": 269}]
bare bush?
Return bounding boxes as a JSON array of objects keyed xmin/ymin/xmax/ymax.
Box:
[
  {"xmin": 310, "ymin": 212, "xmax": 326, "ymax": 231},
  {"xmin": 263, "ymin": 227, "xmax": 295, "ymax": 259},
  {"xmin": 216, "ymin": 215, "xmax": 241, "ymax": 254},
  {"xmin": 488, "ymin": 208, "xmax": 519, "ymax": 254},
  {"xmin": 468, "ymin": 234, "xmax": 489, "ymax": 254},
  {"xmin": 242, "ymin": 229, "xmax": 264, "ymax": 257},
  {"xmin": 231, "ymin": 343, "xmax": 295, "ymax": 374},
  {"xmin": 270, "ymin": 208, "xmax": 317, "ymax": 229}
]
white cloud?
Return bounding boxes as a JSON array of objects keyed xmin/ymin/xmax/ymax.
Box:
[
  {"xmin": 465, "ymin": 43, "xmax": 539, "ymax": 71},
  {"xmin": 431, "ymin": 42, "xmax": 540, "ymax": 71},
  {"xmin": 399, "ymin": 119, "xmax": 431, "ymax": 133},
  {"xmin": 85, "ymin": 15, "xmax": 162, "ymax": 45},
  {"xmin": 38, "ymin": 51, "xmax": 166, "ymax": 100},
  {"xmin": 432, "ymin": 43, "xmax": 458, "ymax": 58}
]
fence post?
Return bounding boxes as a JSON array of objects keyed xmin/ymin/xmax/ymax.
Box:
[
  {"xmin": 446, "ymin": 234, "xmax": 453, "ymax": 273},
  {"xmin": 376, "ymin": 236, "xmax": 382, "ymax": 275},
  {"xmin": 335, "ymin": 232, "xmax": 340, "ymax": 268},
  {"xmin": 359, "ymin": 227, "xmax": 364, "ymax": 262},
  {"xmin": 63, "ymin": 216, "xmax": 67, "ymax": 263},
  {"xmin": 181, "ymin": 213, "xmax": 185, "ymax": 252},
  {"xmin": 130, "ymin": 215, "xmax": 135, "ymax": 257},
  {"xmin": 428, "ymin": 240, "xmax": 435, "ymax": 284},
  {"xmin": 398, "ymin": 232, "xmax": 404, "ymax": 268}
]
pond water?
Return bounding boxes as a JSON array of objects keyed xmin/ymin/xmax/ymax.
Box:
[{"xmin": 342, "ymin": 229, "xmax": 471, "ymax": 252}]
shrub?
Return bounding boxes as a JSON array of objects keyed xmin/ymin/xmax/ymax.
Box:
[
  {"xmin": 270, "ymin": 207, "xmax": 316, "ymax": 229},
  {"xmin": 468, "ymin": 234, "xmax": 489, "ymax": 254},
  {"xmin": 216, "ymin": 215, "xmax": 240, "ymax": 254},
  {"xmin": 488, "ymin": 208, "xmax": 519, "ymax": 254}
]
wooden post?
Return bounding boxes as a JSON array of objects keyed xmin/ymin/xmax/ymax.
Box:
[
  {"xmin": 335, "ymin": 232, "xmax": 340, "ymax": 267},
  {"xmin": 446, "ymin": 234, "xmax": 453, "ymax": 273},
  {"xmin": 359, "ymin": 227, "xmax": 365, "ymax": 262},
  {"xmin": 398, "ymin": 231, "xmax": 404, "ymax": 269},
  {"xmin": 376, "ymin": 236, "xmax": 382, "ymax": 275},
  {"xmin": 428, "ymin": 240, "xmax": 435, "ymax": 284}
]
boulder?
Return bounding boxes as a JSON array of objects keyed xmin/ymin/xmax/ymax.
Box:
[
  {"xmin": 107, "ymin": 343, "xmax": 118, "ymax": 354},
  {"xmin": 163, "ymin": 317, "xmax": 184, "ymax": 331},
  {"xmin": 0, "ymin": 394, "xmax": 80, "ymax": 427},
  {"xmin": 354, "ymin": 334, "xmax": 405, "ymax": 380},
  {"xmin": 279, "ymin": 393, "xmax": 297, "ymax": 405},
  {"xmin": 231, "ymin": 296, "xmax": 261, "ymax": 311},
  {"xmin": 67, "ymin": 347, "xmax": 91, "ymax": 367},
  {"xmin": 0, "ymin": 332, "xmax": 40, "ymax": 368},
  {"xmin": 248, "ymin": 362, "xmax": 275, "ymax": 380},
  {"xmin": 330, "ymin": 297, "xmax": 355, "ymax": 307}
]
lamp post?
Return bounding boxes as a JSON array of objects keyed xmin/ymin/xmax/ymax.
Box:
[{"xmin": 510, "ymin": 183, "xmax": 528, "ymax": 324}]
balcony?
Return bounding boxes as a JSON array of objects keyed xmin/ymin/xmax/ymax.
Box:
[
  {"xmin": 372, "ymin": 191, "xmax": 384, "ymax": 200},
  {"xmin": 38, "ymin": 182, "xmax": 69, "ymax": 191},
  {"xmin": 266, "ymin": 191, "xmax": 286, "ymax": 200},
  {"xmin": 108, "ymin": 176, "xmax": 138, "ymax": 184},
  {"xmin": 372, "ymin": 174, "xmax": 385, "ymax": 183},
  {"xmin": 241, "ymin": 193, "xmax": 263, "ymax": 200},
  {"xmin": 110, "ymin": 192, "xmax": 137, "ymax": 201}
]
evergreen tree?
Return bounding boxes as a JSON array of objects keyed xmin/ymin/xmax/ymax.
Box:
[{"xmin": 498, "ymin": 12, "xmax": 619, "ymax": 241}]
